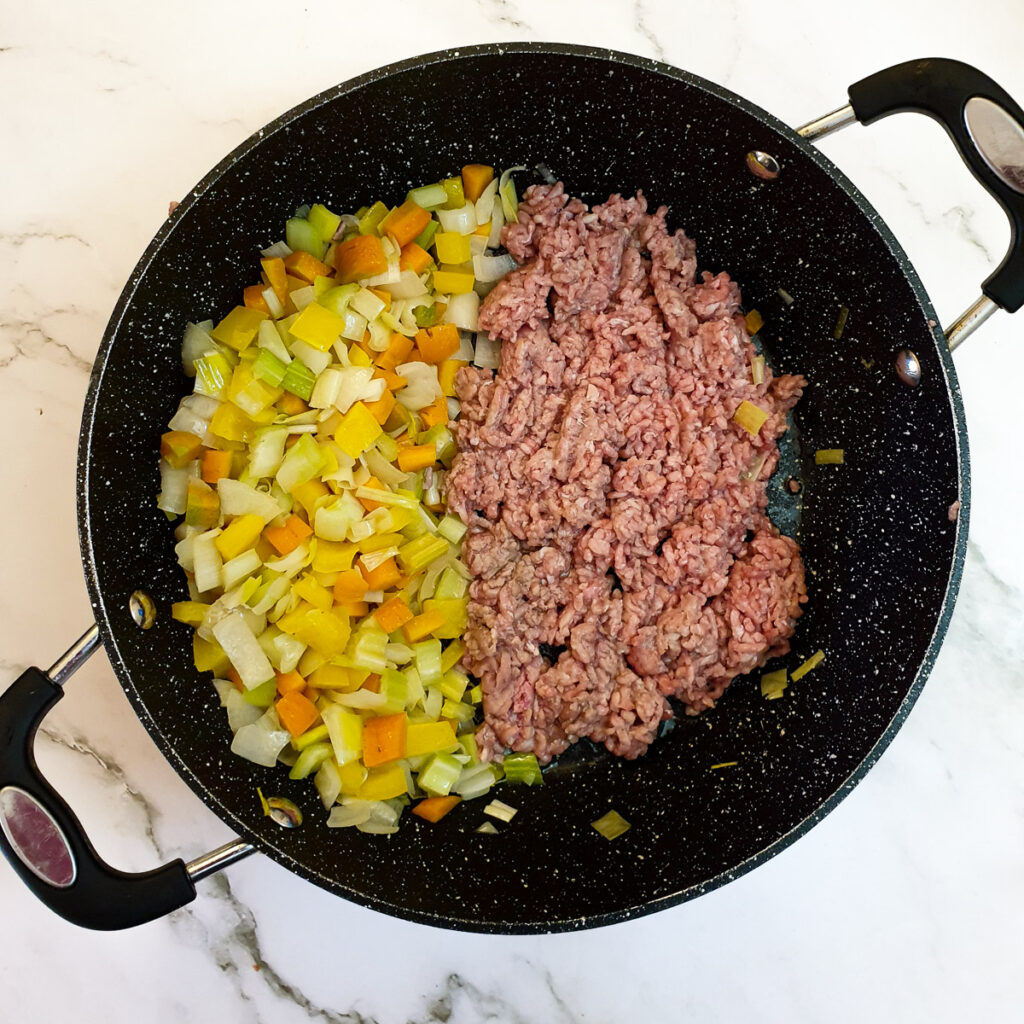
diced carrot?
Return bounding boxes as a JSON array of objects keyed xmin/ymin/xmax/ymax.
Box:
[
  {"xmin": 201, "ymin": 449, "xmax": 233, "ymax": 484},
  {"xmin": 260, "ymin": 257, "xmax": 289, "ymax": 304},
  {"xmin": 399, "ymin": 242, "xmax": 433, "ymax": 274},
  {"xmin": 359, "ymin": 556, "xmax": 402, "ymax": 591},
  {"xmin": 284, "ymin": 250, "xmax": 332, "ymax": 284},
  {"xmin": 286, "ymin": 514, "xmax": 313, "ymax": 541},
  {"xmin": 243, "ymin": 284, "xmax": 271, "ymax": 314},
  {"xmin": 397, "ymin": 444, "xmax": 436, "ymax": 473},
  {"xmin": 363, "ymin": 388, "xmax": 396, "ymax": 426},
  {"xmin": 375, "ymin": 332, "xmax": 415, "ymax": 371},
  {"xmin": 275, "ymin": 670, "xmax": 307, "ymax": 696},
  {"xmin": 368, "ymin": 287, "xmax": 392, "ymax": 309},
  {"xmin": 303, "ymin": 685, "xmax": 320, "ymax": 703},
  {"xmin": 412, "ymin": 795, "xmax": 461, "ymax": 823},
  {"xmin": 278, "ymin": 392, "xmax": 310, "ymax": 416},
  {"xmin": 419, "ymin": 395, "xmax": 449, "ymax": 429},
  {"xmin": 160, "ymin": 430, "xmax": 203, "ymax": 469},
  {"xmin": 362, "ymin": 712, "xmax": 407, "ymax": 766},
  {"xmin": 264, "ymin": 524, "xmax": 301, "ymax": 557},
  {"xmin": 462, "ymin": 164, "xmax": 495, "ymax": 203},
  {"xmin": 372, "ymin": 366, "xmax": 408, "ymax": 392},
  {"xmin": 402, "ymin": 609, "xmax": 447, "ymax": 643},
  {"xmin": 333, "ymin": 569, "xmax": 368, "ymax": 603},
  {"xmin": 225, "ymin": 666, "xmax": 244, "ymax": 691},
  {"xmin": 339, "ymin": 601, "xmax": 369, "ymax": 617},
  {"xmin": 275, "ymin": 691, "xmax": 320, "ymax": 737},
  {"xmin": 379, "ymin": 199, "xmax": 432, "ymax": 249},
  {"xmin": 361, "ymin": 673, "xmax": 381, "ymax": 693},
  {"xmin": 374, "ymin": 596, "xmax": 414, "ymax": 633},
  {"xmin": 415, "ymin": 323, "xmax": 460, "ymax": 364},
  {"xmin": 285, "ymin": 274, "xmax": 310, "ymax": 295},
  {"xmin": 334, "ymin": 234, "xmax": 388, "ymax": 284}
]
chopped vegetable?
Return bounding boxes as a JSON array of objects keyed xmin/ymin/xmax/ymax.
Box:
[
  {"xmin": 791, "ymin": 649, "xmax": 825, "ymax": 682},
  {"xmin": 412, "ymin": 795, "xmax": 461, "ymax": 823},
  {"xmin": 760, "ymin": 668, "xmax": 789, "ymax": 700},
  {"xmin": 502, "ymin": 752, "xmax": 543, "ymax": 785},
  {"xmin": 733, "ymin": 400, "xmax": 768, "ymax": 436},
  {"xmin": 591, "ymin": 810, "xmax": 630, "ymax": 840},
  {"xmin": 710, "ymin": 761, "xmax": 739, "ymax": 770},
  {"xmin": 744, "ymin": 309, "xmax": 764, "ymax": 335},
  {"xmin": 833, "ymin": 305, "xmax": 850, "ymax": 340},
  {"xmin": 484, "ymin": 799, "xmax": 518, "ymax": 823},
  {"xmin": 815, "ymin": 449, "xmax": 844, "ymax": 465}
]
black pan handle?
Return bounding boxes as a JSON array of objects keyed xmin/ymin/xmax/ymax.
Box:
[
  {"xmin": 0, "ymin": 635, "xmax": 197, "ymax": 929},
  {"xmin": 847, "ymin": 58, "xmax": 1024, "ymax": 314}
]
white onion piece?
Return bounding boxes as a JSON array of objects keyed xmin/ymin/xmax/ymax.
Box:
[
  {"xmin": 455, "ymin": 332, "xmax": 475, "ymax": 361},
  {"xmin": 212, "ymin": 611, "xmax": 274, "ymax": 690},
  {"xmin": 442, "ymin": 291, "xmax": 479, "ymax": 332},
  {"xmin": 290, "ymin": 339, "xmax": 332, "ymax": 375},
  {"xmin": 217, "ymin": 478, "xmax": 280, "ymax": 522},
  {"xmin": 473, "ymin": 252, "xmax": 516, "ymax": 283},
  {"xmin": 381, "ymin": 268, "xmax": 429, "ymax": 299},
  {"xmin": 261, "ymin": 240, "xmax": 293, "ymax": 259},
  {"xmin": 327, "ymin": 802, "xmax": 373, "ymax": 828},
  {"xmin": 446, "ymin": 397, "xmax": 461, "ymax": 420},
  {"xmin": 469, "ymin": 234, "xmax": 488, "ymax": 257},
  {"xmin": 436, "ymin": 204, "xmax": 477, "ymax": 235},
  {"xmin": 473, "ymin": 334, "xmax": 502, "ymax": 369},
  {"xmin": 180, "ymin": 322, "xmax": 219, "ymax": 376},
  {"xmin": 487, "ymin": 201, "xmax": 505, "ymax": 249},
  {"xmin": 361, "ymin": 261, "xmax": 401, "ymax": 287},
  {"xmin": 315, "ymin": 761, "xmax": 342, "ymax": 810},
  {"xmin": 192, "ymin": 530, "xmax": 224, "ymax": 593},
  {"xmin": 230, "ymin": 708, "xmax": 290, "ymax": 767},
  {"xmin": 220, "ymin": 686, "xmax": 264, "ymax": 733},
  {"xmin": 157, "ymin": 460, "xmax": 190, "ymax": 516},
  {"xmin": 395, "ymin": 362, "xmax": 442, "ymax": 410},
  {"xmin": 474, "ymin": 178, "xmax": 499, "ymax": 224}
]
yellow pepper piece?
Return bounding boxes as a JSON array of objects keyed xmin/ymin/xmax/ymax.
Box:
[
  {"xmin": 211, "ymin": 306, "xmax": 267, "ymax": 352},
  {"xmin": 309, "ymin": 663, "xmax": 360, "ymax": 692},
  {"xmin": 292, "ymin": 574, "xmax": 334, "ymax": 613},
  {"xmin": 405, "ymin": 720, "xmax": 457, "ymax": 757},
  {"xmin": 438, "ymin": 359, "xmax": 467, "ymax": 397},
  {"xmin": 311, "ymin": 539, "xmax": 356, "ymax": 574},
  {"xmin": 292, "ymin": 608, "xmax": 351, "ymax": 657},
  {"xmin": 357, "ymin": 763, "xmax": 408, "ymax": 801},
  {"xmin": 193, "ymin": 634, "xmax": 230, "ymax": 674},
  {"xmin": 434, "ymin": 231, "xmax": 472, "ymax": 264},
  {"xmin": 291, "ymin": 479, "xmax": 330, "ymax": 519},
  {"xmin": 289, "ymin": 301, "xmax": 346, "ymax": 352},
  {"xmin": 338, "ymin": 760, "xmax": 368, "ymax": 796},
  {"xmin": 209, "ymin": 402, "xmax": 258, "ymax": 443},
  {"xmin": 348, "ymin": 344, "xmax": 372, "ymax": 368},
  {"xmin": 432, "ymin": 262, "xmax": 475, "ymax": 295},
  {"xmin": 214, "ymin": 514, "xmax": 265, "ymax": 562},
  {"xmin": 422, "ymin": 598, "xmax": 468, "ymax": 639},
  {"xmin": 335, "ymin": 401, "xmax": 383, "ymax": 459},
  {"xmin": 440, "ymin": 638, "xmax": 465, "ymax": 674},
  {"xmin": 171, "ymin": 601, "xmax": 209, "ymax": 627}
]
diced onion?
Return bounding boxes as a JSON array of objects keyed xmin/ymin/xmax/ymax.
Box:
[
  {"xmin": 230, "ymin": 707, "xmax": 291, "ymax": 767},
  {"xmin": 261, "ymin": 240, "xmax": 293, "ymax": 259},
  {"xmin": 217, "ymin": 478, "xmax": 281, "ymax": 522},
  {"xmin": 473, "ymin": 252, "xmax": 516, "ymax": 283},
  {"xmin": 381, "ymin": 269, "xmax": 428, "ymax": 299},
  {"xmin": 442, "ymin": 291, "xmax": 480, "ymax": 332},
  {"xmin": 474, "ymin": 178, "xmax": 499, "ymax": 224},
  {"xmin": 473, "ymin": 334, "xmax": 501, "ymax": 369},
  {"xmin": 484, "ymin": 799, "xmax": 518, "ymax": 822},
  {"xmin": 436, "ymin": 204, "xmax": 477, "ymax": 235}
]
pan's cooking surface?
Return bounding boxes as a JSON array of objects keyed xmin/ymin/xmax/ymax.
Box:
[{"xmin": 77, "ymin": 44, "xmax": 967, "ymax": 931}]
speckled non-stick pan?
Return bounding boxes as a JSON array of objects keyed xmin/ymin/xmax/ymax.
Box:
[{"xmin": 3, "ymin": 45, "xmax": 1024, "ymax": 932}]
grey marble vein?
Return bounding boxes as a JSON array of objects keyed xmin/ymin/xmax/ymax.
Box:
[
  {"xmin": 633, "ymin": 0, "xmax": 667, "ymax": 62},
  {"xmin": 888, "ymin": 178, "xmax": 997, "ymax": 264},
  {"xmin": 473, "ymin": 0, "xmax": 530, "ymax": 30},
  {"xmin": 0, "ymin": 314, "xmax": 94, "ymax": 374},
  {"xmin": 0, "ymin": 230, "xmax": 91, "ymax": 248}
]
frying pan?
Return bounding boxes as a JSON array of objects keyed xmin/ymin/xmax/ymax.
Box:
[{"xmin": 2, "ymin": 44, "xmax": 1023, "ymax": 933}]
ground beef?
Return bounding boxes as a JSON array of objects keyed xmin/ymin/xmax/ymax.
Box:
[{"xmin": 449, "ymin": 183, "xmax": 807, "ymax": 763}]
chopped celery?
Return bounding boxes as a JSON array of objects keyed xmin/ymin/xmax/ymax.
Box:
[
  {"xmin": 358, "ymin": 201, "xmax": 389, "ymax": 235},
  {"xmin": 292, "ymin": 723, "xmax": 330, "ymax": 751},
  {"xmin": 413, "ymin": 303, "xmax": 439, "ymax": 328},
  {"xmin": 419, "ymin": 752, "xmax": 463, "ymax": 796},
  {"xmin": 253, "ymin": 347, "xmax": 288, "ymax": 387},
  {"xmin": 591, "ymin": 810, "xmax": 630, "ymax": 840},
  {"xmin": 440, "ymin": 699, "xmax": 474, "ymax": 722},
  {"xmin": 289, "ymin": 741, "xmax": 333, "ymax": 780},
  {"xmin": 440, "ymin": 176, "xmax": 465, "ymax": 209},
  {"xmin": 308, "ymin": 203, "xmax": 342, "ymax": 245},
  {"xmin": 407, "ymin": 183, "xmax": 448, "ymax": 209},
  {"xmin": 412, "ymin": 639, "xmax": 443, "ymax": 687},
  {"xmin": 281, "ymin": 359, "xmax": 316, "ymax": 400},
  {"xmin": 413, "ymin": 219, "xmax": 439, "ymax": 251},
  {"xmin": 397, "ymin": 534, "xmax": 449, "ymax": 574},
  {"xmin": 286, "ymin": 217, "xmax": 326, "ymax": 259},
  {"xmin": 241, "ymin": 678, "xmax": 277, "ymax": 707},
  {"xmin": 502, "ymin": 752, "xmax": 543, "ymax": 786},
  {"xmin": 193, "ymin": 351, "xmax": 233, "ymax": 398}
]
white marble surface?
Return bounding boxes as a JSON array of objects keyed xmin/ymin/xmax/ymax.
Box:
[{"xmin": 2, "ymin": 1, "xmax": 1024, "ymax": 1020}]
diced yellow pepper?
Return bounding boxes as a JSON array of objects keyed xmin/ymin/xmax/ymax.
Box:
[
  {"xmin": 405, "ymin": 720, "xmax": 458, "ymax": 757},
  {"xmin": 292, "ymin": 574, "xmax": 334, "ymax": 613},
  {"xmin": 288, "ymin": 301, "xmax": 346, "ymax": 352},
  {"xmin": 337, "ymin": 760, "xmax": 368, "ymax": 796},
  {"xmin": 335, "ymin": 401, "xmax": 383, "ymax": 459},
  {"xmin": 211, "ymin": 306, "xmax": 267, "ymax": 352},
  {"xmin": 356, "ymin": 532, "xmax": 403, "ymax": 554},
  {"xmin": 432, "ymin": 263, "xmax": 475, "ymax": 295},
  {"xmin": 276, "ymin": 600, "xmax": 315, "ymax": 635},
  {"xmin": 291, "ymin": 479, "xmax": 330, "ymax": 519},
  {"xmin": 193, "ymin": 634, "xmax": 230, "ymax": 674},
  {"xmin": 358, "ymin": 763, "xmax": 408, "ymax": 801},
  {"xmin": 311, "ymin": 539, "xmax": 356, "ymax": 574},
  {"xmin": 209, "ymin": 402, "xmax": 258, "ymax": 444},
  {"xmin": 171, "ymin": 601, "xmax": 209, "ymax": 627},
  {"xmin": 434, "ymin": 231, "xmax": 471, "ymax": 264},
  {"xmin": 214, "ymin": 514, "xmax": 265, "ymax": 562},
  {"xmin": 438, "ymin": 359, "xmax": 467, "ymax": 397},
  {"xmin": 348, "ymin": 344, "xmax": 372, "ymax": 368},
  {"xmin": 422, "ymin": 598, "xmax": 467, "ymax": 639},
  {"xmin": 292, "ymin": 608, "xmax": 351, "ymax": 657},
  {"xmin": 309, "ymin": 663, "xmax": 360, "ymax": 692},
  {"xmin": 440, "ymin": 638, "xmax": 466, "ymax": 674}
]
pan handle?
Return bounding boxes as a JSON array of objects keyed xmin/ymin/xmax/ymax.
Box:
[
  {"xmin": 798, "ymin": 58, "xmax": 1024, "ymax": 345},
  {"xmin": 0, "ymin": 627, "xmax": 252, "ymax": 930}
]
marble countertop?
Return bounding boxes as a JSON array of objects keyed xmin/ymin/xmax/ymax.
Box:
[{"xmin": 2, "ymin": 1, "xmax": 1024, "ymax": 1021}]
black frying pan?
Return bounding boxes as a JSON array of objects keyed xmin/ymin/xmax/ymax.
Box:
[{"xmin": 2, "ymin": 45, "xmax": 1023, "ymax": 933}]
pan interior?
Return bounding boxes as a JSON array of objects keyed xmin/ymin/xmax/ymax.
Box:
[{"xmin": 78, "ymin": 45, "xmax": 966, "ymax": 932}]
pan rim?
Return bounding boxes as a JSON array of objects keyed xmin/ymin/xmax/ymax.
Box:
[{"xmin": 76, "ymin": 41, "xmax": 970, "ymax": 933}]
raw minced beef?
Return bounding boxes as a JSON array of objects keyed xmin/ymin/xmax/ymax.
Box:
[{"xmin": 446, "ymin": 183, "xmax": 807, "ymax": 763}]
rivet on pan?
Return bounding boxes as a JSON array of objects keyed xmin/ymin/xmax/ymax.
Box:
[
  {"xmin": 895, "ymin": 349, "xmax": 922, "ymax": 387},
  {"xmin": 746, "ymin": 151, "xmax": 780, "ymax": 180},
  {"xmin": 128, "ymin": 590, "xmax": 156, "ymax": 630},
  {"xmin": 264, "ymin": 796, "xmax": 303, "ymax": 829}
]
